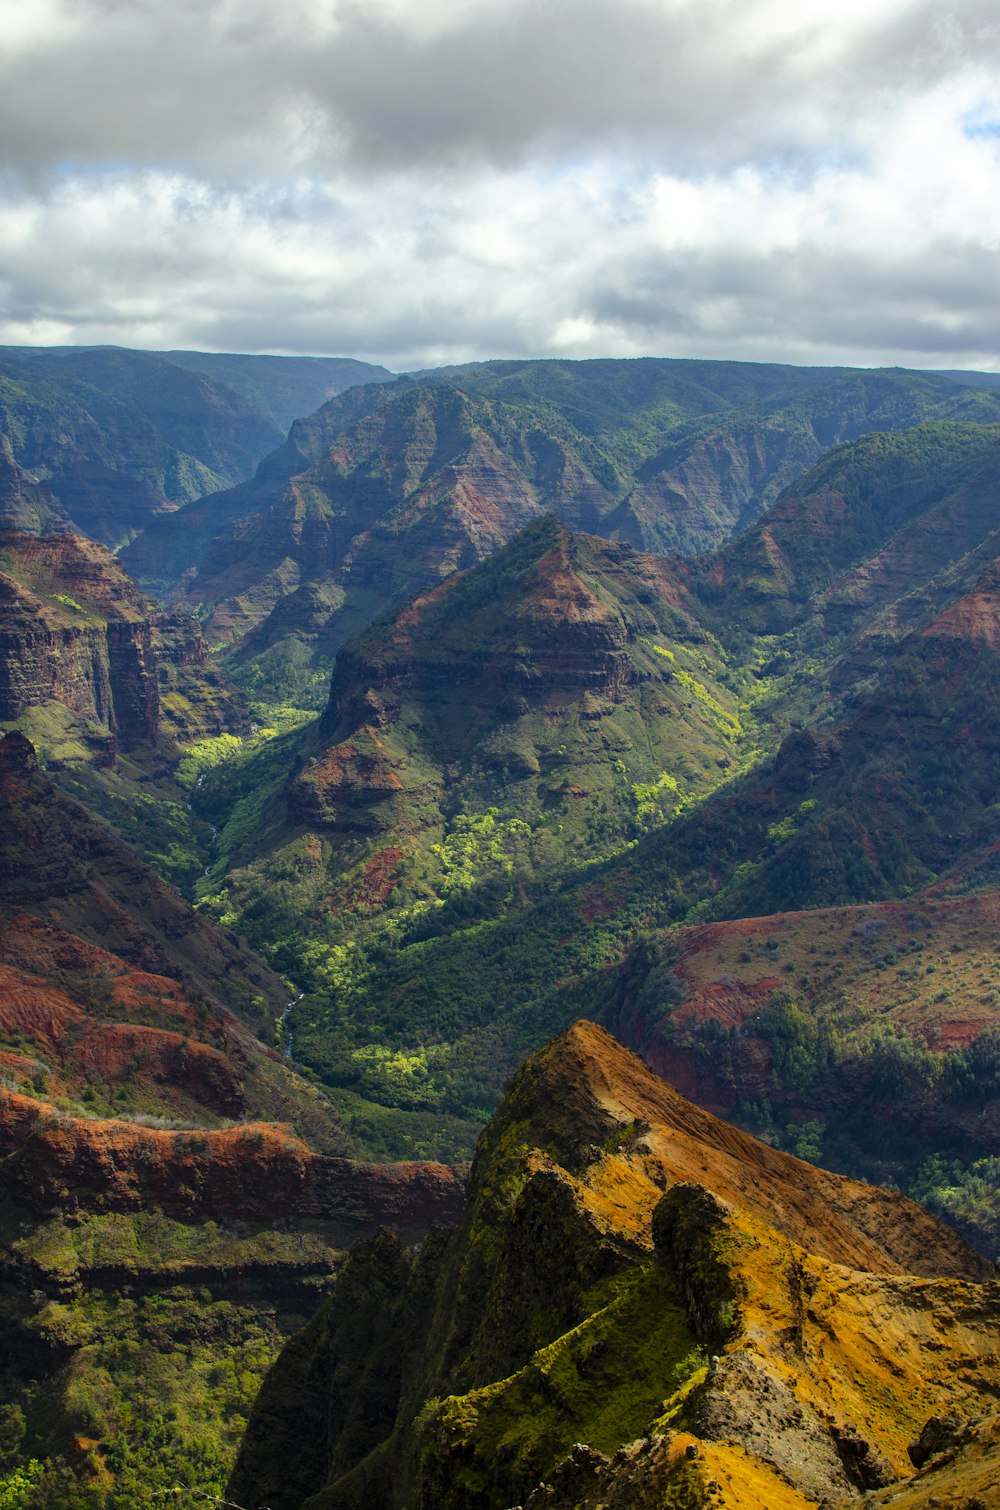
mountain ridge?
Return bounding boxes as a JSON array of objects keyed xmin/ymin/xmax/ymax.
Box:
[{"xmin": 230, "ymin": 1021, "xmax": 1000, "ymax": 1510}]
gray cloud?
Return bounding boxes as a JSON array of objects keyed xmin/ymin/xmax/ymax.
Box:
[
  {"xmin": 1, "ymin": 0, "xmax": 999, "ymax": 370},
  {"xmin": 3, "ymin": 0, "xmax": 999, "ymax": 180}
]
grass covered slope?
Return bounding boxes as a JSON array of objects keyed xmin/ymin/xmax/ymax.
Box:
[
  {"xmin": 230, "ymin": 1022, "xmax": 1000, "ymax": 1510},
  {"xmin": 190, "ymin": 518, "xmax": 747, "ymax": 1147}
]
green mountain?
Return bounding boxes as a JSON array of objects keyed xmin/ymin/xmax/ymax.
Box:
[
  {"xmin": 120, "ymin": 359, "xmax": 1000, "ymax": 709},
  {"xmin": 177, "ymin": 418, "xmax": 1000, "ymax": 1178},
  {"xmin": 0, "ymin": 347, "xmax": 391, "ymax": 550},
  {"xmin": 187, "ymin": 516, "xmax": 748, "ymax": 1152}
]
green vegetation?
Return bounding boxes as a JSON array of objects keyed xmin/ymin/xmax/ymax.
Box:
[
  {"xmin": 417, "ymin": 1264, "xmax": 702, "ymax": 1506},
  {"xmin": 175, "ymin": 731, "xmax": 244, "ymax": 791},
  {"xmin": 0, "ymin": 1205, "xmax": 338, "ymax": 1510},
  {"xmin": 13, "ymin": 368, "xmax": 1000, "ymax": 1505}
]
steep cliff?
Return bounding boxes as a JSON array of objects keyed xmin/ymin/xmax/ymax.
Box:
[
  {"xmin": 0, "ymin": 530, "xmax": 159, "ymax": 758},
  {"xmin": 230, "ymin": 1022, "xmax": 1000, "ymax": 1510},
  {"xmin": 0, "ymin": 529, "xmax": 247, "ymax": 769}
]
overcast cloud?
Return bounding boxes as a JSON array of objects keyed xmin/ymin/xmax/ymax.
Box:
[{"xmin": 1, "ymin": 0, "xmax": 998, "ymax": 369}]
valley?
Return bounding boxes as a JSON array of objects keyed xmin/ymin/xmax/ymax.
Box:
[{"xmin": 5, "ymin": 350, "xmax": 1000, "ymax": 1506}]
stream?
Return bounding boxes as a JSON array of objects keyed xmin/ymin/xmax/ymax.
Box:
[{"xmin": 276, "ymin": 993, "xmax": 303, "ymax": 1059}]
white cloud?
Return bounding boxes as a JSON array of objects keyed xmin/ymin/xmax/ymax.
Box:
[{"xmin": 0, "ymin": 0, "xmax": 999, "ymax": 369}]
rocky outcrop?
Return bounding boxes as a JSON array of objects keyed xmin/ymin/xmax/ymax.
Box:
[
  {"xmin": 229, "ymin": 1022, "xmax": 1000, "ymax": 1510},
  {"xmin": 0, "ymin": 530, "xmax": 159, "ymax": 752},
  {"xmin": 0, "ymin": 529, "xmax": 252, "ymax": 760},
  {"xmin": 0, "ymin": 1092, "xmax": 463, "ymax": 1238}
]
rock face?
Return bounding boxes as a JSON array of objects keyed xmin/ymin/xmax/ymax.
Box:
[
  {"xmin": 0, "ymin": 1091, "xmax": 462, "ymax": 1238},
  {"xmin": 153, "ymin": 606, "xmax": 250, "ymax": 740},
  {"xmin": 229, "ymin": 1022, "xmax": 1000, "ymax": 1510},
  {"xmin": 0, "ymin": 530, "xmax": 159, "ymax": 753},
  {"xmin": 0, "ymin": 528, "xmax": 248, "ymax": 763}
]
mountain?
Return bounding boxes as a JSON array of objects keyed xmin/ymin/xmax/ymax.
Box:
[
  {"xmin": 198, "ymin": 420, "xmax": 1000, "ymax": 1174},
  {"xmin": 160, "ymin": 351, "xmax": 394, "ymax": 432},
  {"xmin": 120, "ymin": 360, "xmax": 1000, "ymax": 708},
  {"xmin": 0, "ymin": 527, "xmax": 255, "ymax": 894},
  {"xmin": 185, "ymin": 517, "xmax": 746, "ymax": 1150},
  {"xmin": 698, "ymin": 420, "xmax": 1000, "ymax": 645},
  {"xmin": 306, "ymin": 526, "xmax": 1000, "ymax": 1167},
  {"xmin": 5, "ymin": 357, "xmax": 1000, "ymax": 1504},
  {"xmin": 0, "ymin": 347, "xmax": 391, "ymax": 551},
  {"xmin": 0, "ymin": 729, "xmax": 463, "ymax": 1504},
  {"xmin": 229, "ymin": 1021, "xmax": 1000, "ymax": 1510}
]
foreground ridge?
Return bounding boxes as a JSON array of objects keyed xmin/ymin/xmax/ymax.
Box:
[{"xmin": 230, "ymin": 1021, "xmax": 1000, "ymax": 1509}]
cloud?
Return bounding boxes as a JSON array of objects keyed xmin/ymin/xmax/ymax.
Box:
[
  {"xmin": 4, "ymin": 0, "xmax": 1000, "ymax": 179},
  {"xmin": 1, "ymin": 0, "xmax": 999, "ymax": 369}
]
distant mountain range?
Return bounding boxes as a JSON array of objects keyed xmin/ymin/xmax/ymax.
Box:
[
  {"xmin": 0, "ymin": 346, "xmax": 392, "ymax": 549},
  {"xmin": 117, "ymin": 358, "xmax": 1000, "ymax": 707}
]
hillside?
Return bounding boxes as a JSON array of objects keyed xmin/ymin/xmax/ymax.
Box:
[
  {"xmin": 595, "ymin": 892, "xmax": 1000, "ymax": 1237},
  {"xmin": 290, "ymin": 541, "xmax": 1000, "ymax": 1168},
  {"xmin": 229, "ymin": 1021, "xmax": 1000, "ymax": 1510},
  {"xmin": 0, "ymin": 729, "xmax": 464, "ymax": 1505},
  {"xmin": 178, "ymin": 420, "xmax": 1000, "ymax": 1164},
  {"xmin": 186, "ymin": 518, "xmax": 747, "ymax": 1151},
  {"xmin": 119, "ymin": 360, "xmax": 1000, "ymax": 708}
]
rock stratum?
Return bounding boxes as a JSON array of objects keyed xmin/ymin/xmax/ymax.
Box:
[
  {"xmin": 0, "ymin": 528, "xmax": 246, "ymax": 767},
  {"xmin": 229, "ymin": 1021, "xmax": 1000, "ymax": 1510}
]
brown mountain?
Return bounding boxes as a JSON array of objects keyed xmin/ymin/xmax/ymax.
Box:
[
  {"xmin": 230, "ymin": 1021, "xmax": 1000, "ymax": 1510},
  {"xmin": 0, "ymin": 529, "xmax": 246, "ymax": 766}
]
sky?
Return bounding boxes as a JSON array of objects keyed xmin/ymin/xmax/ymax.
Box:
[{"xmin": 1, "ymin": 0, "xmax": 999, "ymax": 371}]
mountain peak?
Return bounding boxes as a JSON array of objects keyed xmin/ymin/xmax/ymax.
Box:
[
  {"xmin": 231, "ymin": 1021, "xmax": 1000, "ymax": 1510},
  {"xmin": 488, "ymin": 1020, "xmax": 991, "ymax": 1282}
]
